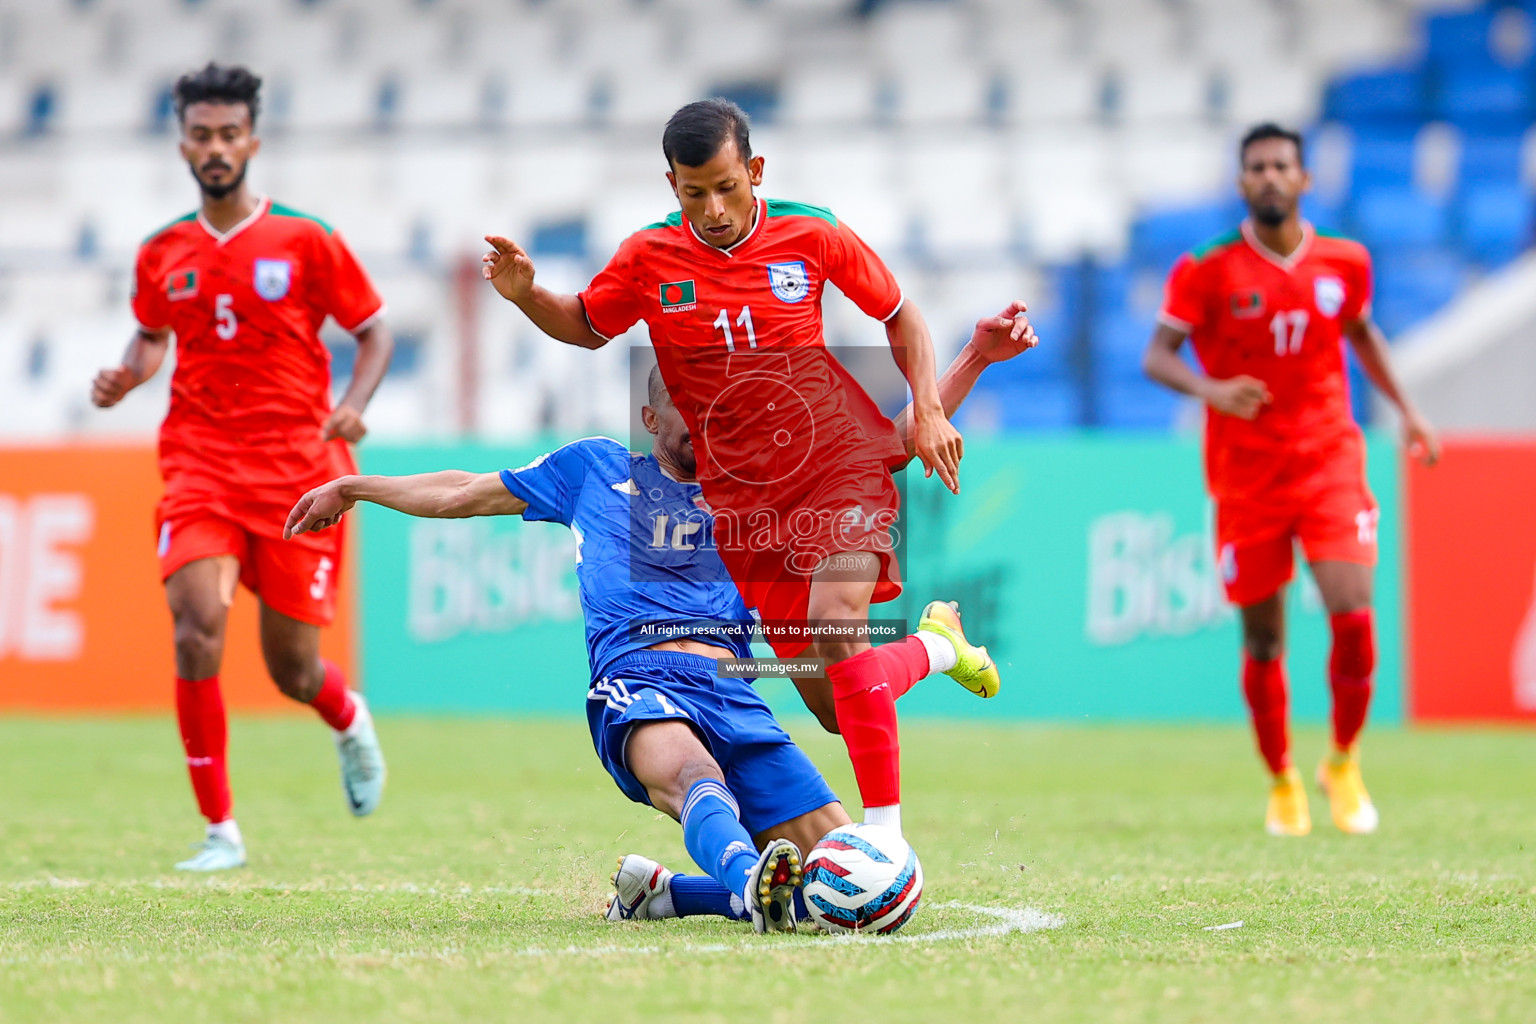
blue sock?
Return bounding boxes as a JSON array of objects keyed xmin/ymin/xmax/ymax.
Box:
[
  {"xmin": 669, "ymin": 875, "xmax": 747, "ymax": 920},
  {"xmin": 680, "ymin": 779, "xmax": 759, "ymax": 905},
  {"xmin": 666, "ymin": 877, "xmax": 811, "ymax": 923}
]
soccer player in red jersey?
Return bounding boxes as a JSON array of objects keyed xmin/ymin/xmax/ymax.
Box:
[
  {"xmin": 89, "ymin": 64, "xmax": 394, "ymax": 870},
  {"xmin": 1144, "ymin": 123, "xmax": 1440, "ymax": 837},
  {"xmin": 482, "ymin": 99, "xmax": 1009, "ymax": 838}
]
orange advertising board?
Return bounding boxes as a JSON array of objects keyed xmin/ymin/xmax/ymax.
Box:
[
  {"xmin": 1407, "ymin": 438, "xmax": 1536, "ymax": 723},
  {"xmin": 0, "ymin": 445, "xmax": 353, "ymax": 712}
]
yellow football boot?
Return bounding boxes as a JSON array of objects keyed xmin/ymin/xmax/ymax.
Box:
[
  {"xmin": 1265, "ymin": 767, "xmax": 1312, "ymax": 837},
  {"xmin": 1317, "ymin": 746, "xmax": 1379, "ymax": 834},
  {"xmin": 918, "ymin": 600, "xmax": 1000, "ymax": 698}
]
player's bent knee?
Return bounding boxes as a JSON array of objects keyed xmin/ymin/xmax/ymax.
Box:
[{"xmin": 264, "ymin": 652, "xmax": 323, "ymax": 702}]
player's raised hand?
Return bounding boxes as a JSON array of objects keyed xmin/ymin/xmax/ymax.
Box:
[
  {"xmin": 967, "ymin": 301, "xmax": 1037, "ymax": 364},
  {"xmin": 322, "ymin": 404, "xmax": 368, "ymax": 443},
  {"xmin": 482, "ymin": 235, "xmax": 536, "ymax": 303},
  {"xmin": 1403, "ymin": 407, "xmax": 1441, "ymax": 467},
  {"xmin": 914, "ymin": 413, "xmax": 964, "ymax": 495},
  {"xmin": 90, "ymin": 365, "xmax": 137, "ymax": 408},
  {"xmin": 1204, "ymin": 375, "xmax": 1272, "ymax": 420},
  {"xmin": 285, "ymin": 480, "xmax": 355, "ymax": 540}
]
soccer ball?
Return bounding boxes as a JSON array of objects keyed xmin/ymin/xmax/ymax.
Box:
[{"xmin": 801, "ymin": 823, "xmax": 923, "ymax": 935}]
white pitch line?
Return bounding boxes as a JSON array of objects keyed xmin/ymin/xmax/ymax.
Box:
[{"xmin": 0, "ymin": 878, "xmax": 542, "ymax": 896}]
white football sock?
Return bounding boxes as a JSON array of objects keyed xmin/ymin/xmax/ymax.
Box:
[
  {"xmin": 864, "ymin": 804, "xmax": 902, "ymax": 834},
  {"xmin": 207, "ymin": 818, "xmax": 243, "ymax": 846},
  {"xmin": 915, "ymin": 629, "xmax": 958, "ymax": 674},
  {"xmin": 649, "ymin": 887, "xmax": 676, "ymax": 919}
]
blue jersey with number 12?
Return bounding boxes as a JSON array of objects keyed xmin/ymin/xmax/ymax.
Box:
[{"xmin": 499, "ymin": 437, "xmax": 754, "ymax": 682}]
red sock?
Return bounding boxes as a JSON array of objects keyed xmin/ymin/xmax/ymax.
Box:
[
  {"xmin": 871, "ymin": 636, "xmax": 930, "ymax": 700},
  {"xmin": 1329, "ymin": 610, "xmax": 1375, "ymax": 751},
  {"xmin": 176, "ymin": 675, "xmax": 232, "ymax": 824},
  {"xmin": 827, "ymin": 649, "xmax": 901, "ymax": 808},
  {"xmin": 309, "ymin": 660, "xmax": 357, "ymax": 731},
  {"xmin": 1242, "ymin": 654, "xmax": 1291, "ymax": 775}
]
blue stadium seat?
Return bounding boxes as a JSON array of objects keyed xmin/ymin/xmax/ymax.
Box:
[
  {"xmin": 1324, "ymin": 67, "xmax": 1427, "ymax": 127},
  {"xmin": 529, "ymin": 218, "xmax": 588, "ymax": 258},
  {"xmin": 1458, "ymin": 132, "xmax": 1527, "ymax": 190},
  {"xmin": 1432, "ymin": 64, "xmax": 1532, "ymax": 130},
  {"xmin": 1096, "ymin": 379, "xmax": 1181, "ymax": 431},
  {"xmin": 1128, "ymin": 202, "xmax": 1234, "ymax": 271},
  {"xmin": 1352, "ymin": 186, "xmax": 1450, "ymax": 248},
  {"xmin": 1349, "ymin": 127, "xmax": 1419, "ymax": 192},
  {"xmin": 1370, "ymin": 247, "xmax": 1467, "ymax": 334},
  {"xmin": 1424, "ymin": 8, "xmax": 1496, "ymax": 67},
  {"xmin": 1009, "ymin": 310, "xmax": 1073, "ymax": 378},
  {"xmin": 972, "ymin": 379, "xmax": 1082, "ymax": 431},
  {"xmin": 1459, "ymin": 183, "xmax": 1536, "ymax": 266},
  {"xmin": 1091, "ymin": 310, "xmax": 1154, "ymax": 382}
]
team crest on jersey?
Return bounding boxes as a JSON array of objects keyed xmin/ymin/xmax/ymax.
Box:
[
  {"xmin": 1314, "ymin": 275, "xmax": 1345, "ymax": 318},
  {"xmin": 767, "ymin": 261, "xmax": 810, "ymax": 303},
  {"xmin": 254, "ymin": 258, "xmax": 292, "ymax": 301},
  {"xmin": 1229, "ymin": 290, "xmax": 1265, "ymax": 319},
  {"xmin": 166, "ymin": 269, "xmax": 198, "ymax": 302}
]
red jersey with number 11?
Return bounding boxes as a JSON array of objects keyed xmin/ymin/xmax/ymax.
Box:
[
  {"xmin": 580, "ymin": 197, "xmax": 908, "ymax": 507},
  {"xmin": 132, "ymin": 196, "xmax": 384, "ymax": 534},
  {"xmin": 1159, "ymin": 220, "xmax": 1373, "ymax": 501}
]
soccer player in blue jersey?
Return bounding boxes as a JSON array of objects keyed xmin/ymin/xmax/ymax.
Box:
[{"xmin": 285, "ymin": 305, "xmax": 1035, "ymax": 931}]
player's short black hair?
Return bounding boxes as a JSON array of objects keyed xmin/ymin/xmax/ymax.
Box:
[
  {"xmin": 1239, "ymin": 123, "xmax": 1305, "ymax": 167},
  {"xmin": 646, "ymin": 364, "xmax": 671, "ymax": 409},
  {"xmin": 173, "ymin": 62, "xmax": 262, "ymax": 127},
  {"xmin": 662, "ymin": 98, "xmax": 752, "ymax": 169}
]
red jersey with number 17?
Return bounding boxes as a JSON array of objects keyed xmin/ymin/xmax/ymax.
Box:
[
  {"xmin": 579, "ymin": 197, "xmax": 908, "ymax": 508},
  {"xmin": 132, "ymin": 196, "xmax": 384, "ymax": 535},
  {"xmin": 1158, "ymin": 220, "xmax": 1373, "ymax": 502}
]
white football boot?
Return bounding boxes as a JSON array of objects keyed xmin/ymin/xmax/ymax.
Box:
[
  {"xmin": 606, "ymin": 854, "xmax": 675, "ymax": 921},
  {"xmin": 175, "ymin": 833, "xmax": 246, "ymax": 871},
  {"xmin": 748, "ymin": 838, "xmax": 802, "ymax": 934},
  {"xmin": 334, "ymin": 693, "xmax": 386, "ymax": 816}
]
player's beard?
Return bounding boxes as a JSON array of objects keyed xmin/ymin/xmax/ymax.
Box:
[
  {"xmin": 1251, "ymin": 201, "xmax": 1289, "ymax": 228},
  {"xmin": 192, "ymin": 160, "xmax": 247, "ymax": 200}
]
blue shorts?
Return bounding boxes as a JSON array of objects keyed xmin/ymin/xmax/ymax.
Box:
[{"xmin": 586, "ymin": 651, "xmax": 839, "ymax": 836}]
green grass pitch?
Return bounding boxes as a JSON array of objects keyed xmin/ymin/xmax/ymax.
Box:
[{"xmin": 1, "ymin": 716, "xmax": 1532, "ymax": 1023}]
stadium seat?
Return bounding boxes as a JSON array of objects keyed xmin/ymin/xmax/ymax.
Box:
[
  {"xmin": 1128, "ymin": 202, "xmax": 1235, "ymax": 271},
  {"xmin": 1432, "ymin": 63, "xmax": 1533, "ymax": 131},
  {"xmin": 1096, "ymin": 379, "xmax": 1182, "ymax": 430},
  {"xmin": 1353, "ymin": 185, "xmax": 1451, "ymax": 248},
  {"xmin": 1091, "ymin": 309, "xmax": 1155, "ymax": 382},
  {"xmin": 983, "ymin": 378, "xmax": 1084, "ymax": 431},
  {"xmin": 1456, "ymin": 130, "xmax": 1531, "ymax": 194},
  {"xmin": 1370, "ymin": 247, "xmax": 1468, "ymax": 335},
  {"xmin": 1423, "ymin": 7, "xmax": 1498, "ymax": 68},
  {"xmin": 1348, "ymin": 126, "xmax": 1421, "ymax": 193},
  {"xmin": 1324, "ymin": 67, "xmax": 1427, "ymax": 127},
  {"xmin": 1459, "ymin": 183, "xmax": 1536, "ymax": 266}
]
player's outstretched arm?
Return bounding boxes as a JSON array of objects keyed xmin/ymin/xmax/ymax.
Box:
[
  {"xmin": 284, "ymin": 471, "xmax": 528, "ymax": 539},
  {"xmin": 481, "ymin": 235, "xmax": 609, "ymax": 350},
  {"xmin": 90, "ymin": 327, "xmax": 170, "ymax": 408},
  {"xmin": 323, "ymin": 320, "xmax": 396, "ymax": 443},
  {"xmin": 1143, "ymin": 323, "xmax": 1272, "ymax": 420},
  {"xmin": 1343, "ymin": 318, "xmax": 1441, "ymax": 466},
  {"xmin": 886, "ymin": 301, "xmax": 964, "ymax": 494},
  {"xmin": 892, "ymin": 301, "xmax": 1037, "ymax": 461}
]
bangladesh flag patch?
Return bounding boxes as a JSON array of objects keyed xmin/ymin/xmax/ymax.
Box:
[
  {"xmin": 1229, "ymin": 289, "xmax": 1265, "ymax": 319},
  {"xmin": 659, "ymin": 280, "xmax": 696, "ymax": 313},
  {"xmin": 166, "ymin": 269, "xmax": 199, "ymax": 302}
]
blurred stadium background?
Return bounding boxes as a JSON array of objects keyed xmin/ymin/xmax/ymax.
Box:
[{"xmin": 2, "ymin": 0, "xmax": 1534, "ymax": 726}]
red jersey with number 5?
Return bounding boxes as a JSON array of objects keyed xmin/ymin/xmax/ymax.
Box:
[
  {"xmin": 579, "ymin": 197, "xmax": 907, "ymax": 506},
  {"xmin": 1158, "ymin": 221, "xmax": 1373, "ymax": 501},
  {"xmin": 132, "ymin": 196, "xmax": 384, "ymax": 535}
]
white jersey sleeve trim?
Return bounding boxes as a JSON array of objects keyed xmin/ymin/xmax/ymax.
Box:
[
  {"xmin": 879, "ymin": 291, "xmax": 906, "ymax": 323},
  {"xmin": 583, "ymin": 306, "xmax": 615, "ymax": 343},
  {"xmin": 1156, "ymin": 310, "xmax": 1194, "ymax": 333},
  {"xmin": 342, "ymin": 302, "xmax": 387, "ymax": 334}
]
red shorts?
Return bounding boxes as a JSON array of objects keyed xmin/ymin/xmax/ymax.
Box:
[
  {"xmin": 713, "ymin": 461, "xmax": 903, "ymax": 658},
  {"xmin": 156, "ymin": 510, "xmax": 344, "ymax": 627},
  {"xmin": 1215, "ymin": 458, "xmax": 1377, "ymax": 608}
]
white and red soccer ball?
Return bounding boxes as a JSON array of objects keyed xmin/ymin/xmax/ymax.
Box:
[{"xmin": 801, "ymin": 823, "xmax": 923, "ymax": 935}]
